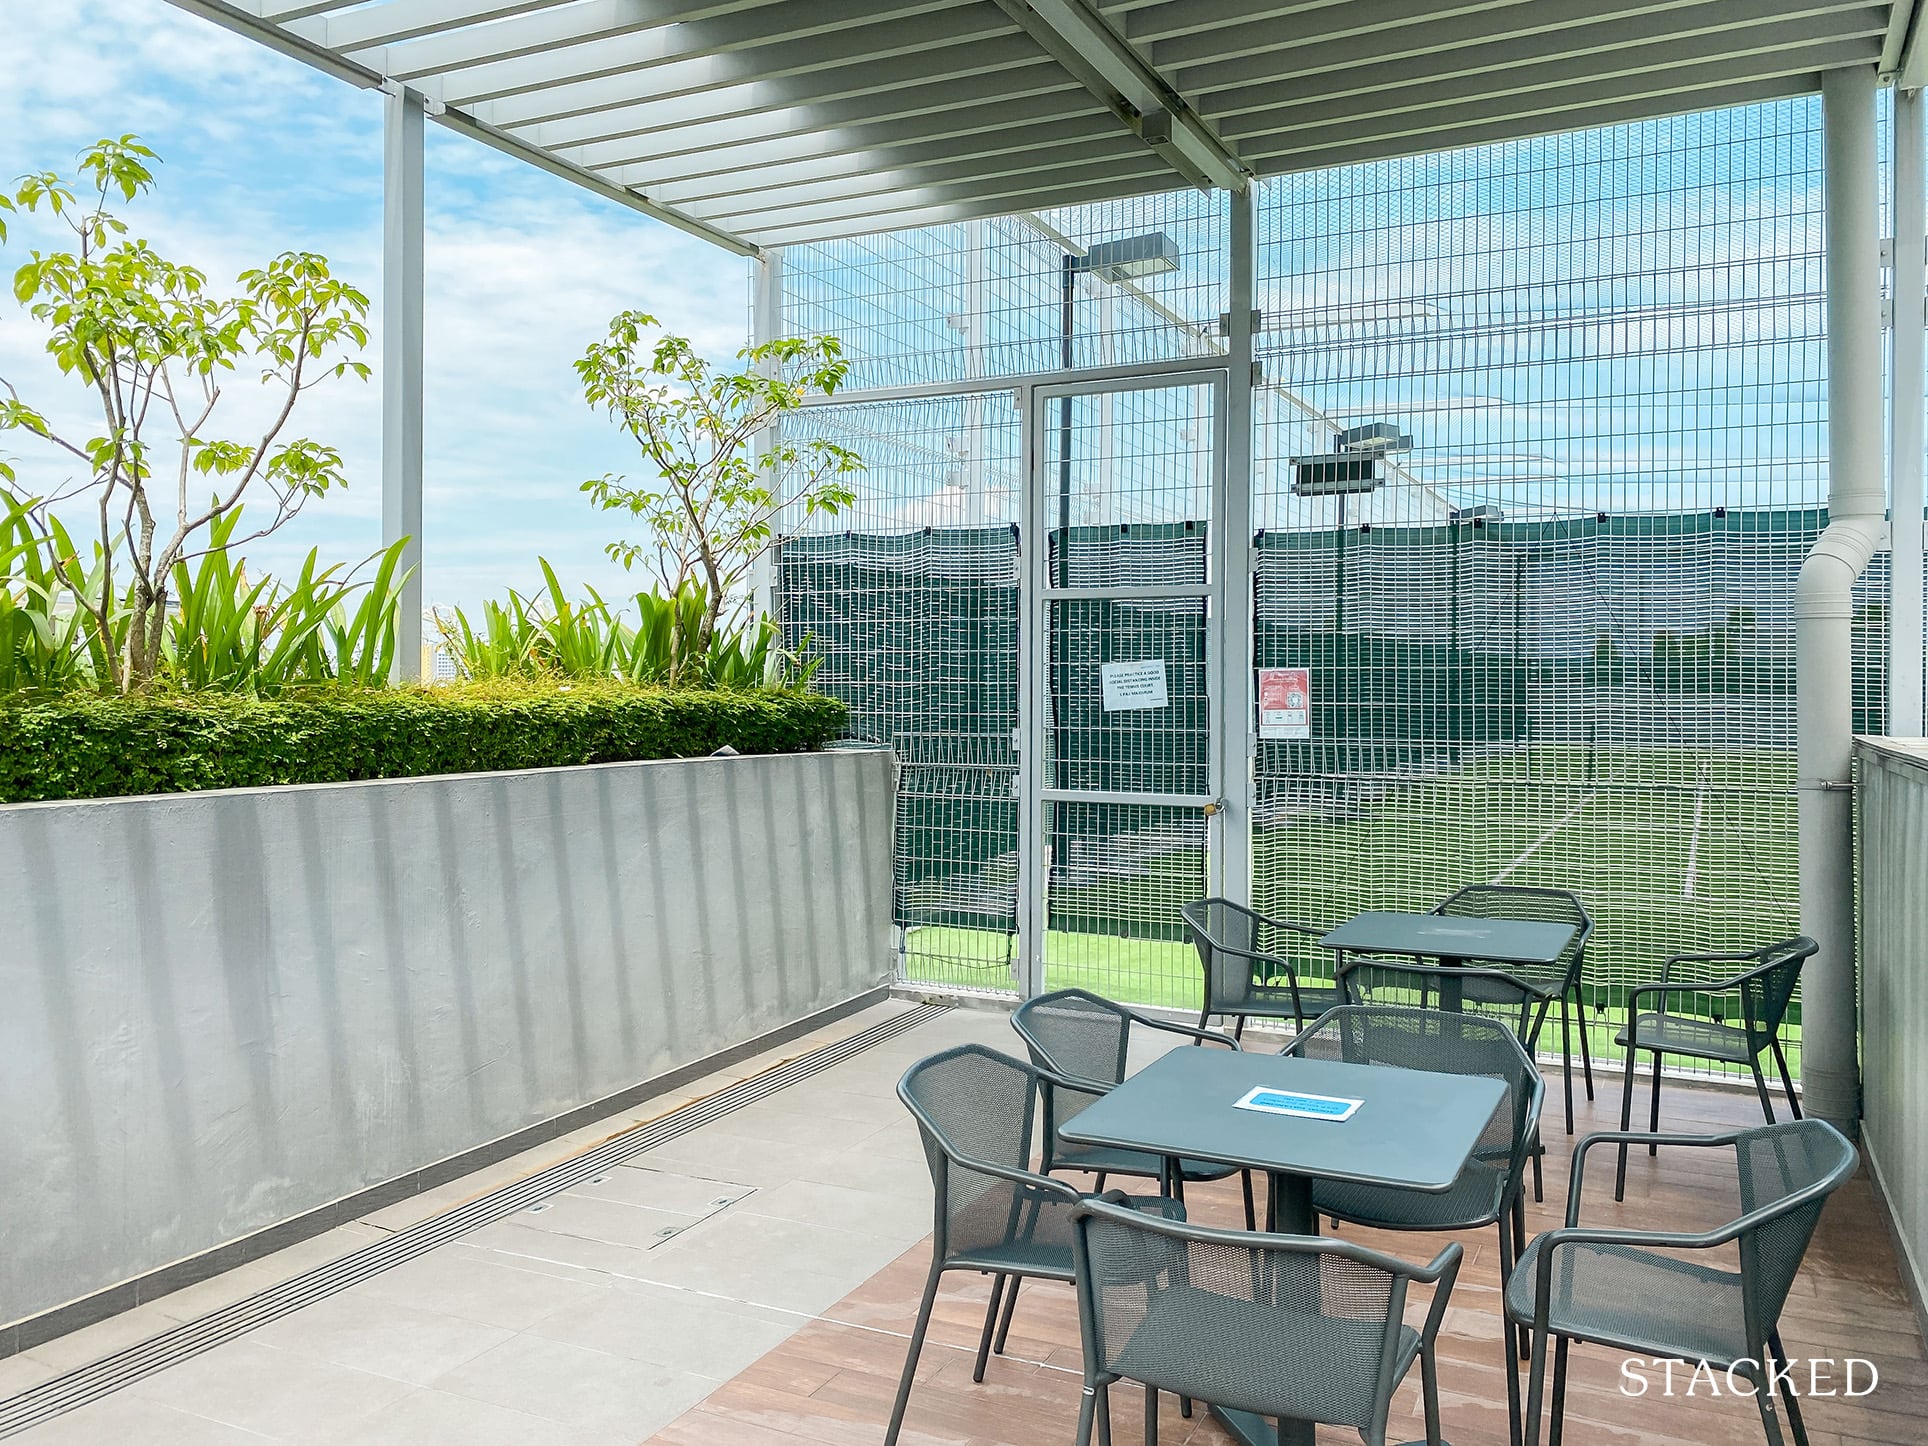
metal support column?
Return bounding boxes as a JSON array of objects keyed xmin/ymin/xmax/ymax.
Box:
[
  {"xmin": 1214, "ymin": 189, "xmax": 1257, "ymax": 906},
  {"xmin": 1799, "ymin": 64, "xmax": 1886, "ymax": 1129},
  {"xmin": 1892, "ymin": 85, "xmax": 1925, "ymax": 737},
  {"xmin": 747, "ymin": 249, "xmax": 783, "ymax": 619},
  {"xmin": 382, "ymin": 83, "xmax": 426, "ymax": 681},
  {"xmin": 1016, "ymin": 383, "xmax": 1048, "ymax": 997}
]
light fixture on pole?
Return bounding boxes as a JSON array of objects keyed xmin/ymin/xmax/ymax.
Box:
[{"xmin": 1289, "ymin": 420, "xmax": 1413, "ymax": 632}]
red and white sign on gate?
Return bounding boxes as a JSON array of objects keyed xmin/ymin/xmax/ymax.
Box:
[{"xmin": 1257, "ymin": 667, "xmax": 1312, "ymax": 740}]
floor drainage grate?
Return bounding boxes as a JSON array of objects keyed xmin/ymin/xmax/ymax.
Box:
[{"xmin": 0, "ymin": 1001, "xmax": 949, "ymax": 1437}]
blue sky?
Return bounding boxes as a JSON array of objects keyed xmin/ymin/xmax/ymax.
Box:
[{"xmin": 0, "ymin": 0, "xmax": 750, "ymax": 614}]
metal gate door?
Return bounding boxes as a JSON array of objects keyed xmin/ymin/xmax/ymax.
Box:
[{"xmin": 1017, "ymin": 371, "xmax": 1231, "ymax": 1005}]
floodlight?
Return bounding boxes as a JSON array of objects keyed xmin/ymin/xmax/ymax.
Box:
[
  {"xmin": 1078, "ymin": 232, "xmax": 1179, "ymax": 283},
  {"xmin": 1335, "ymin": 422, "xmax": 1413, "ymax": 455}
]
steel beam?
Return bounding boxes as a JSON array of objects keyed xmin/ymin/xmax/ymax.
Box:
[
  {"xmin": 986, "ymin": 0, "xmax": 1249, "ymax": 192},
  {"xmin": 382, "ymin": 84, "xmax": 426, "ymax": 683}
]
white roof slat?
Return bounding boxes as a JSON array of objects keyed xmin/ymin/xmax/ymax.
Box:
[
  {"xmin": 357, "ymin": 1, "xmax": 786, "ymax": 81},
  {"xmin": 560, "ymin": 78, "xmax": 1091, "ymax": 170},
  {"xmin": 470, "ymin": 4, "xmax": 1011, "ymax": 129},
  {"xmin": 517, "ymin": 36, "xmax": 1052, "ymax": 152},
  {"xmin": 429, "ymin": 0, "xmax": 962, "ymax": 107},
  {"xmin": 634, "ymin": 112, "xmax": 1123, "ymax": 200},
  {"xmin": 1202, "ymin": 6, "xmax": 1891, "ymax": 125}
]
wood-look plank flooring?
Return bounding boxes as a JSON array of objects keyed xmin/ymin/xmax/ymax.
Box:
[{"xmin": 647, "ymin": 1076, "xmax": 1926, "ymax": 1445}]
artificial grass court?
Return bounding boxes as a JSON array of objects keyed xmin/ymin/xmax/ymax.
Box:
[{"xmin": 900, "ymin": 744, "xmax": 1802, "ymax": 1080}]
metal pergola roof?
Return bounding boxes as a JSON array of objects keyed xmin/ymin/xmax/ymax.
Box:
[{"xmin": 170, "ymin": 0, "xmax": 1924, "ymax": 255}]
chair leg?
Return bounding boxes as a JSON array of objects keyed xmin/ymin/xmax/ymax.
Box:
[
  {"xmin": 1422, "ymin": 1346, "xmax": 1444, "ymax": 1446},
  {"xmin": 1094, "ymin": 1173, "xmax": 1107, "ymax": 1194},
  {"xmin": 1559, "ymin": 997, "xmax": 1576, "ymax": 1136},
  {"xmin": 1615, "ymin": 1044, "xmax": 1638, "ymax": 1201},
  {"xmin": 1755, "ymin": 1383, "xmax": 1791, "ymax": 1446},
  {"xmin": 973, "ymin": 1274, "xmax": 1007, "ymax": 1382},
  {"xmin": 1500, "ymin": 1208, "xmax": 1527, "ymax": 1362},
  {"xmin": 1523, "ymin": 1326, "xmax": 1551, "ymax": 1446},
  {"xmin": 1096, "ymin": 1381, "xmax": 1114, "ymax": 1446},
  {"xmin": 1233, "ymin": 1016, "xmax": 1247, "ymax": 1043},
  {"xmin": 1076, "ymin": 1384, "xmax": 1099, "ymax": 1446},
  {"xmin": 1530, "ymin": 1131, "xmax": 1545, "ymax": 1204},
  {"xmin": 1504, "ymin": 1320, "xmax": 1524, "ymax": 1446},
  {"xmin": 993, "ymin": 1274, "xmax": 1022, "ymax": 1354},
  {"xmin": 1241, "ymin": 1170, "xmax": 1257, "ymax": 1232},
  {"xmin": 1749, "ymin": 1057, "xmax": 1778, "ymax": 1126},
  {"xmin": 1772, "ymin": 1037, "xmax": 1802, "ymax": 1120},
  {"xmin": 1770, "ymin": 1330, "xmax": 1810, "ymax": 1446},
  {"xmin": 885, "ymin": 1263, "xmax": 944, "ymax": 1446},
  {"xmin": 1144, "ymin": 1383, "xmax": 1158, "ymax": 1446},
  {"xmin": 1647, "ymin": 1052, "xmax": 1664, "ymax": 1154},
  {"xmin": 1548, "ymin": 1338, "xmax": 1569, "ymax": 1446},
  {"xmin": 1574, "ymin": 983, "xmax": 1595, "ymax": 1101}
]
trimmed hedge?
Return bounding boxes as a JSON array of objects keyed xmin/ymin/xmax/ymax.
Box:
[{"xmin": 0, "ymin": 680, "xmax": 848, "ymax": 804}]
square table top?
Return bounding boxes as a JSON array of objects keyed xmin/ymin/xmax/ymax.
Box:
[
  {"xmin": 1321, "ymin": 910, "xmax": 1576, "ymax": 968},
  {"xmin": 1056, "ymin": 1047, "xmax": 1508, "ymax": 1194}
]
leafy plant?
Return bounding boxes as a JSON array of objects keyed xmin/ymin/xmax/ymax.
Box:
[
  {"xmin": 434, "ymin": 567, "xmax": 819, "ymax": 691},
  {"xmin": 577, "ymin": 312, "xmax": 862, "ymax": 680},
  {"xmin": 0, "ymin": 136, "xmax": 371, "ymax": 690}
]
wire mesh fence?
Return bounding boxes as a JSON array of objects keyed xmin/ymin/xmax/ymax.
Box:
[{"xmin": 769, "ymin": 94, "xmax": 1921, "ymax": 1080}]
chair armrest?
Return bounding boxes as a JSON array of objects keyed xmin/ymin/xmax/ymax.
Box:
[
  {"xmin": 1128, "ymin": 1011, "xmax": 1242, "ymax": 1051},
  {"xmin": 1656, "ymin": 949, "xmax": 1773, "ymax": 989},
  {"xmin": 941, "ymin": 1147, "xmax": 1087, "ymax": 1204},
  {"xmin": 1566, "ymin": 1129, "xmax": 1744, "ymax": 1226},
  {"xmin": 1416, "ymin": 1242, "xmax": 1465, "ymax": 1344}
]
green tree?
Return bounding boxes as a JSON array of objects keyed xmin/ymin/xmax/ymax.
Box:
[
  {"xmin": 576, "ymin": 311, "xmax": 861, "ymax": 681},
  {"xmin": 0, "ymin": 137, "xmax": 370, "ymax": 690}
]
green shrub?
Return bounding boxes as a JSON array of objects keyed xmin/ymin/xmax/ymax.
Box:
[{"xmin": 0, "ymin": 679, "xmax": 847, "ymax": 804}]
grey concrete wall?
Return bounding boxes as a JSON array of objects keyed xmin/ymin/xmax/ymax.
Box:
[
  {"xmin": 0, "ymin": 749, "xmax": 894, "ymax": 1326},
  {"xmin": 1856, "ymin": 738, "xmax": 1928, "ymax": 1331}
]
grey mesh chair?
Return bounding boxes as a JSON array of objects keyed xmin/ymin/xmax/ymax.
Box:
[
  {"xmin": 1070, "ymin": 1195, "xmax": 1462, "ymax": 1446},
  {"xmin": 1180, "ymin": 897, "xmax": 1340, "ymax": 1037},
  {"xmin": 1339, "ymin": 955, "xmax": 1555, "ymax": 1204},
  {"xmin": 1284, "ymin": 1004, "xmax": 1543, "ymax": 1370},
  {"xmin": 1614, "ymin": 936, "xmax": 1814, "ymax": 1200},
  {"xmin": 887, "ymin": 1044, "xmax": 1184, "ymax": 1446},
  {"xmin": 1434, "ymin": 884, "xmax": 1595, "ymax": 1135},
  {"xmin": 1013, "ymin": 988, "xmax": 1258, "ymax": 1233},
  {"xmin": 1508, "ymin": 1119, "xmax": 1855, "ymax": 1446}
]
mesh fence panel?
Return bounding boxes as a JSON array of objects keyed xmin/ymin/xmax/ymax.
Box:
[{"xmin": 769, "ymin": 96, "xmax": 1918, "ymax": 1078}]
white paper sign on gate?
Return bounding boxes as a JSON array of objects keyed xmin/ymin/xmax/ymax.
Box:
[
  {"xmin": 1100, "ymin": 659, "xmax": 1169, "ymax": 712},
  {"xmin": 1257, "ymin": 666, "xmax": 1311, "ymax": 739}
]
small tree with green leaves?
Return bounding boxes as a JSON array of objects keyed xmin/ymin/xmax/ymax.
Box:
[
  {"xmin": 0, "ymin": 137, "xmax": 370, "ymax": 691},
  {"xmin": 576, "ymin": 311, "xmax": 861, "ymax": 682}
]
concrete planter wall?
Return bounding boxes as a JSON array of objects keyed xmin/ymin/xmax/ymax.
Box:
[
  {"xmin": 0, "ymin": 748, "xmax": 894, "ymax": 1333},
  {"xmin": 1857, "ymin": 737, "xmax": 1928, "ymax": 1333}
]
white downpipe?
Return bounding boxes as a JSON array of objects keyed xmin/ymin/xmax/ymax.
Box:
[
  {"xmin": 1800, "ymin": 65, "xmax": 1886, "ymax": 1129},
  {"xmin": 381, "ymin": 83, "xmax": 426, "ymax": 683},
  {"xmin": 1892, "ymin": 85, "xmax": 1925, "ymax": 738}
]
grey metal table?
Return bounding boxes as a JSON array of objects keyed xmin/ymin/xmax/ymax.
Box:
[
  {"xmin": 1058, "ymin": 1046, "xmax": 1506, "ymax": 1446},
  {"xmin": 1322, "ymin": 910, "xmax": 1577, "ymax": 1009}
]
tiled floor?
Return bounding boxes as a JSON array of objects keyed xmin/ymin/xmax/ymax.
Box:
[
  {"xmin": 4, "ymin": 1001, "xmax": 1923, "ymax": 1446},
  {"xmin": 1, "ymin": 1000, "xmax": 1010, "ymax": 1445}
]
